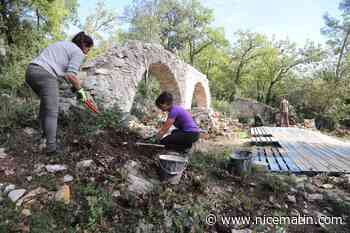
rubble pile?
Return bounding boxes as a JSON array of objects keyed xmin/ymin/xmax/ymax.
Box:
[{"xmin": 192, "ymin": 108, "xmax": 244, "ymax": 139}]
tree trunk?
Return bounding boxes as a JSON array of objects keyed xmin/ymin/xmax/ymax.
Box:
[
  {"xmin": 265, "ymin": 80, "xmax": 277, "ymax": 105},
  {"xmin": 336, "ymin": 29, "xmax": 350, "ymax": 80}
]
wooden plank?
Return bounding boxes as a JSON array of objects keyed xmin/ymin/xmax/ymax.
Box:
[
  {"xmin": 308, "ymin": 143, "xmax": 350, "ymax": 172},
  {"xmin": 278, "ymin": 141, "xmax": 317, "ymax": 172},
  {"xmin": 253, "ymin": 147, "xmax": 262, "ymax": 162},
  {"xmin": 261, "ymin": 148, "xmax": 271, "ymax": 170},
  {"xmin": 316, "ymin": 144, "xmax": 350, "ymax": 169},
  {"xmin": 291, "ymin": 142, "xmax": 333, "ymax": 172},
  {"xmin": 276, "ymin": 147, "xmax": 301, "ymax": 172},
  {"xmin": 299, "ymin": 142, "xmax": 344, "ymax": 173},
  {"xmin": 250, "ymin": 128, "xmax": 255, "ymax": 136},
  {"xmin": 251, "ymin": 128, "xmax": 257, "ymax": 136},
  {"xmin": 264, "ymin": 147, "xmax": 281, "ymax": 171},
  {"xmin": 270, "ymin": 147, "xmax": 289, "ymax": 172},
  {"xmin": 271, "ymin": 128, "xmax": 327, "ymax": 172}
]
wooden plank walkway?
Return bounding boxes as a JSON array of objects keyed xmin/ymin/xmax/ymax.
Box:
[{"xmin": 251, "ymin": 127, "xmax": 350, "ymax": 174}]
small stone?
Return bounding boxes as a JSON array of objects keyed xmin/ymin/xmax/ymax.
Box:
[
  {"xmin": 289, "ymin": 187, "xmax": 297, "ymax": 194},
  {"xmin": 23, "ymin": 127, "xmax": 36, "ymax": 136},
  {"xmin": 16, "ymin": 187, "xmax": 48, "ymax": 207},
  {"xmin": 325, "ymin": 192, "xmax": 342, "ymax": 202},
  {"xmin": 76, "ymin": 160, "xmax": 94, "ymax": 169},
  {"xmin": 305, "ymin": 183, "xmax": 317, "ymax": 193},
  {"xmin": 291, "ymin": 209, "xmax": 300, "ymax": 216},
  {"xmin": 249, "ymin": 182, "xmax": 257, "ymax": 187},
  {"xmin": 26, "ymin": 176, "xmax": 32, "ymax": 182},
  {"xmin": 321, "ymin": 184, "xmax": 333, "ymax": 189},
  {"xmin": 4, "ymin": 184, "xmax": 16, "ymax": 193},
  {"xmin": 231, "ymin": 229, "xmax": 253, "ymax": 233},
  {"xmin": 8, "ymin": 189, "xmax": 26, "ymax": 202},
  {"xmin": 34, "ymin": 163, "xmax": 45, "ymax": 173},
  {"xmin": 95, "ymin": 68, "xmax": 110, "ymax": 75},
  {"xmin": 127, "ymin": 174, "xmax": 154, "ymax": 195},
  {"xmin": 112, "ymin": 191, "xmax": 121, "ymax": 198},
  {"xmin": 269, "ymin": 196, "xmax": 274, "ymax": 203},
  {"xmin": 63, "ymin": 175, "xmax": 74, "ymax": 183},
  {"xmin": 0, "ymin": 148, "xmax": 7, "ymax": 159},
  {"xmin": 21, "ymin": 209, "xmax": 31, "ymax": 217},
  {"xmin": 55, "ymin": 185, "xmax": 70, "ymax": 204},
  {"xmin": 307, "ymin": 193, "xmax": 323, "ymax": 201},
  {"xmin": 45, "ymin": 164, "xmax": 67, "ymax": 173},
  {"xmin": 287, "ymin": 195, "xmax": 296, "ymax": 204}
]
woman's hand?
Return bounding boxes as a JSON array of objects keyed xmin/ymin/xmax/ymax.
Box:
[{"xmin": 156, "ymin": 118, "xmax": 175, "ymax": 141}]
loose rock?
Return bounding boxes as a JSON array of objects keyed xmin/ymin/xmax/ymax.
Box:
[
  {"xmin": 231, "ymin": 229, "xmax": 253, "ymax": 233},
  {"xmin": 76, "ymin": 160, "xmax": 95, "ymax": 169},
  {"xmin": 45, "ymin": 164, "xmax": 67, "ymax": 173},
  {"xmin": 306, "ymin": 193, "xmax": 323, "ymax": 201},
  {"xmin": 0, "ymin": 148, "xmax": 7, "ymax": 159},
  {"xmin": 8, "ymin": 189, "xmax": 26, "ymax": 202},
  {"xmin": 287, "ymin": 195, "xmax": 296, "ymax": 204},
  {"xmin": 21, "ymin": 209, "xmax": 31, "ymax": 217},
  {"xmin": 112, "ymin": 190, "xmax": 121, "ymax": 198},
  {"xmin": 321, "ymin": 184, "xmax": 333, "ymax": 189},
  {"xmin": 4, "ymin": 184, "xmax": 16, "ymax": 193},
  {"xmin": 16, "ymin": 187, "xmax": 48, "ymax": 207},
  {"xmin": 63, "ymin": 174, "xmax": 74, "ymax": 183},
  {"xmin": 127, "ymin": 174, "xmax": 154, "ymax": 195}
]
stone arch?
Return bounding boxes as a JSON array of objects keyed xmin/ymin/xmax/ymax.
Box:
[
  {"xmin": 147, "ymin": 63, "xmax": 182, "ymax": 105},
  {"xmin": 191, "ymin": 82, "xmax": 208, "ymax": 109},
  {"xmin": 68, "ymin": 41, "xmax": 211, "ymax": 114}
]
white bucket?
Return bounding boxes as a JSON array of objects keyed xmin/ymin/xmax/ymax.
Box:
[{"xmin": 159, "ymin": 154, "xmax": 188, "ymax": 184}]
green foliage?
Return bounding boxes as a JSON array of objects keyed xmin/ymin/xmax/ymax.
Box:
[
  {"xmin": 121, "ymin": 0, "xmax": 226, "ymax": 65},
  {"xmin": 68, "ymin": 104, "xmax": 125, "ymax": 135},
  {"xmin": 0, "ymin": 199, "xmax": 21, "ymax": 233},
  {"xmin": 212, "ymin": 99, "xmax": 235, "ymax": 115},
  {"xmin": 76, "ymin": 184, "xmax": 114, "ymax": 231},
  {"xmin": 0, "ymin": 92, "xmax": 38, "ymax": 133},
  {"xmin": 257, "ymin": 174, "xmax": 290, "ymax": 195},
  {"xmin": 130, "ymin": 75, "xmax": 161, "ymax": 119},
  {"xmin": 0, "ymin": 0, "xmax": 78, "ymax": 91},
  {"xmin": 79, "ymin": 0, "xmax": 119, "ymax": 59}
]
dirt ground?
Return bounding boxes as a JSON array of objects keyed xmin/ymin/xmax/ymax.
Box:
[{"xmin": 0, "ymin": 123, "xmax": 350, "ymax": 233}]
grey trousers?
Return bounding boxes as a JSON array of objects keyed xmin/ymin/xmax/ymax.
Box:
[{"xmin": 25, "ymin": 64, "xmax": 59, "ymax": 151}]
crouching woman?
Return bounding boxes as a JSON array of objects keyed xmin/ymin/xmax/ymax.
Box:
[{"xmin": 155, "ymin": 92, "xmax": 200, "ymax": 153}]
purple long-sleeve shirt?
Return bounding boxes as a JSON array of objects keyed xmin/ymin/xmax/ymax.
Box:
[{"xmin": 168, "ymin": 105, "xmax": 200, "ymax": 133}]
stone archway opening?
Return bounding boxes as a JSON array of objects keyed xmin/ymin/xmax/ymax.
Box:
[
  {"xmin": 191, "ymin": 82, "xmax": 208, "ymax": 109},
  {"xmin": 130, "ymin": 63, "xmax": 182, "ymax": 121},
  {"xmin": 148, "ymin": 63, "xmax": 181, "ymax": 105}
]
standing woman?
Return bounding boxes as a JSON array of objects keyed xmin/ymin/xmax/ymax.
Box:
[{"xmin": 26, "ymin": 32, "xmax": 94, "ymax": 155}]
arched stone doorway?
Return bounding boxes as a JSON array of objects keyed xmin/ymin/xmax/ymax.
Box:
[
  {"xmin": 191, "ymin": 82, "xmax": 208, "ymax": 109},
  {"xmin": 147, "ymin": 63, "xmax": 181, "ymax": 105}
]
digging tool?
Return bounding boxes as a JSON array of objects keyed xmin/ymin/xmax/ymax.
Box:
[
  {"xmin": 73, "ymin": 87, "xmax": 100, "ymax": 114},
  {"xmin": 122, "ymin": 135, "xmax": 165, "ymax": 148},
  {"xmin": 135, "ymin": 142, "xmax": 165, "ymax": 148},
  {"xmin": 121, "ymin": 141, "xmax": 165, "ymax": 148}
]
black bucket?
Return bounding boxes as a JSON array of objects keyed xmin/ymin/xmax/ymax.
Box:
[{"xmin": 229, "ymin": 149, "xmax": 253, "ymax": 176}]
